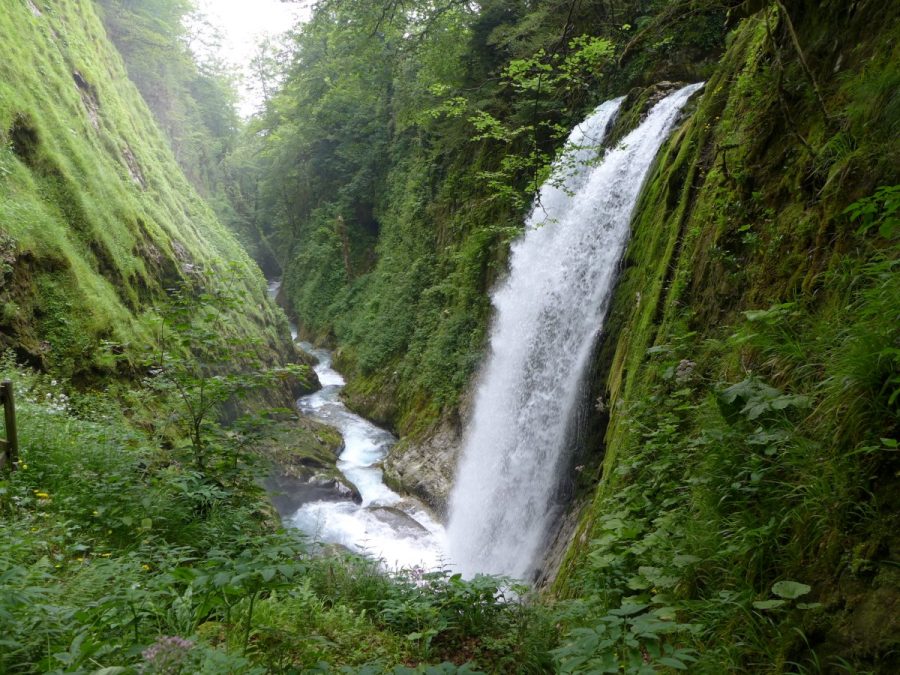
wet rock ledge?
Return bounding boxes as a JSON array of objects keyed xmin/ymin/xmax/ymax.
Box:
[{"xmin": 259, "ymin": 417, "xmax": 362, "ymax": 520}]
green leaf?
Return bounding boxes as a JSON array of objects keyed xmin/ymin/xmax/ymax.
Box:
[
  {"xmin": 752, "ymin": 599, "xmax": 786, "ymax": 610},
  {"xmin": 771, "ymin": 580, "xmax": 811, "ymax": 599},
  {"xmin": 609, "ymin": 603, "xmax": 648, "ymax": 616},
  {"xmin": 657, "ymin": 657, "xmax": 688, "ymax": 670}
]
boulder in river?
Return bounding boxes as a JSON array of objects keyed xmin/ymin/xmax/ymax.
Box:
[
  {"xmin": 265, "ymin": 472, "xmax": 361, "ymax": 520},
  {"xmin": 366, "ymin": 505, "xmax": 431, "ymax": 536},
  {"xmin": 258, "ymin": 417, "xmax": 362, "ymax": 519}
]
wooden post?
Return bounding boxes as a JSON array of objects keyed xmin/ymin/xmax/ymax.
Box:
[{"xmin": 0, "ymin": 380, "xmax": 18, "ymax": 471}]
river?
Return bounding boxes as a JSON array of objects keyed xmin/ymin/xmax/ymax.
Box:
[{"xmin": 266, "ymin": 281, "xmax": 448, "ymax": 571}]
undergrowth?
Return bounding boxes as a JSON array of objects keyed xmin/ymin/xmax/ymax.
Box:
[
  {"xmin": 0, "ymin": 353, "xmax": 560, "ymax": 673},
  {"xmin": 554, "ymin": 212, "xmax": 899, "ymax": 671}
]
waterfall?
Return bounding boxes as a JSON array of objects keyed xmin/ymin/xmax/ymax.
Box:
[{"xmin": 446, "ymin": 83, "xmax": 704, "ymax": 579}]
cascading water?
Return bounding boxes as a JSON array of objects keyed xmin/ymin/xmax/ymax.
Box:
[
  {"xmin": 446, "ymin": 83, "xmax": 704, "ymax": 579},
  {"xmin": 265, "ymin": 281, "xmax": 447, "ymax": 570}
]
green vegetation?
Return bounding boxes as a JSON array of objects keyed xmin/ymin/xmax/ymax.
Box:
[
  {"xmin": 0, "ymin": 0, "xmax": 288, "ymax": 382},
  {"xmin": 246, "ymin": 0, "xmax": 727, "ymax": 435},
  {"xmin": 1, "ymin": 0, "xmax": 898, "ymax": 671},
  {"xmin": 0, "ymin": 354, "xmax": 561, "ymax": 672}
]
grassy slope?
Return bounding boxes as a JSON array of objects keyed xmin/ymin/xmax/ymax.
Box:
[
  {"xmin": 554, "ymin": 1, "xmax": 898, "ymax": 669},
  {"xmin": 0, "ymin": 0, "xmax": 289, "ymax": 378}
]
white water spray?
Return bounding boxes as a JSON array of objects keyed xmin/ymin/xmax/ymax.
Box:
[
  {"xmin": 446, "ymin": 84, "xmax": 704, "ymax": 579},
  {"xmin": 288, "ymin": 344, "xmax": 448, "ymax": 570}
]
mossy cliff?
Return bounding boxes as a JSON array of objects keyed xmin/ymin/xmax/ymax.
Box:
[
  {"xmin": 0, "ymin": 0, "xmax": 291, "ymax": 380},
  {"xmin": 552, "ymin": 0, "xmax": 898, "ymax": 669}
]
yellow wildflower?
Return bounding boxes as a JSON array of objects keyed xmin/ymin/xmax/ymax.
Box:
[
  {"xmin": 142, "ymin": 564, "xmax": 151, "ymax": 571},
  {"xmin": 35, "ymin": 491, "xmax": 49, "ymax": 499}
]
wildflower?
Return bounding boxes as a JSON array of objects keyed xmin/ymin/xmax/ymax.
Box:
[
  {"xmin": 20, "ymin": 463, "xmax": 27, "ymax": 470},
  {"xmin": 142, "ymin": 564, "xmax": 151, "ymax": 571},
  {"xmin": 34, "ymin": 491, "xmax": 49, "ymax": 499},
  {"xmin": 142, "ymin": 635, "xmax": 194, "ymax": 672},
  {"xmin": 675, "ymin": 358, "xmax": 696, "ymax": 383}
]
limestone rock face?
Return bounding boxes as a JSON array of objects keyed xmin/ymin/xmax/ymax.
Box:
[
  {"xmin": 382, "ymin": 391, "xmax": 473, "ymax": 519},
  {"xmin": 383, "ymin": 420, "xmax": 459, "ymax": 518}
]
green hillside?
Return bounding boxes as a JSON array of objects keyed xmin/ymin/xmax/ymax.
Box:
[{"xmin": 0, "ymin": 0, "xmax": 289, "ymax": 378}]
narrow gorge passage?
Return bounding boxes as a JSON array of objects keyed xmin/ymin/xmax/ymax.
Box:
[{"xmin": 274, "ymin": 84, "xmax": 701, "ymax": 579}]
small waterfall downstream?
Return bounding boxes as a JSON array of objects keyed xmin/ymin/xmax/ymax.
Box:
[{"xmin": 446, "ymin": 83, "xmax": 703, "ymax": 579}]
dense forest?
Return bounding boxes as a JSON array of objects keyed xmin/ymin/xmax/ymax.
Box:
[{"xmin": 0, "ymin": 0, "xmax": 897, "ymax": 672}]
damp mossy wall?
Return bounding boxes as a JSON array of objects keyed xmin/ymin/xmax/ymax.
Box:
[
  {"xmin": 554, "ymin": 0, "xmax": 898, "ymax": 668},
  {"xmin": 0, "ymin": 0, "xmax": 289, "ymax": 378}
]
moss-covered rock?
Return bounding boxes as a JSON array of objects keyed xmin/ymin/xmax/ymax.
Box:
[
  {"xmin": 0, "ymin": 0, "xmax": 293, "ymax": 383},
  {"xmin": 260, "ymin": 416, "xmax": 363, "ymax": 519}
]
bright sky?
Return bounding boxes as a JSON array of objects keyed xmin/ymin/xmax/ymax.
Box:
[{"xmin": 190, "ymin": 0, "xmax": 311, "ymax": 117}]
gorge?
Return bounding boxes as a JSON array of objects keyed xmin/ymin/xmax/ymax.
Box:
[{"xmin": 0, "ymin": 0, "xmax": 897, "ymax": 672}]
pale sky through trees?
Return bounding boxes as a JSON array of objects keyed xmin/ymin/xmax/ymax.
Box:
[{"xmin": 191, "ymin": 0, "xmax": 310, "ymax": 116}]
